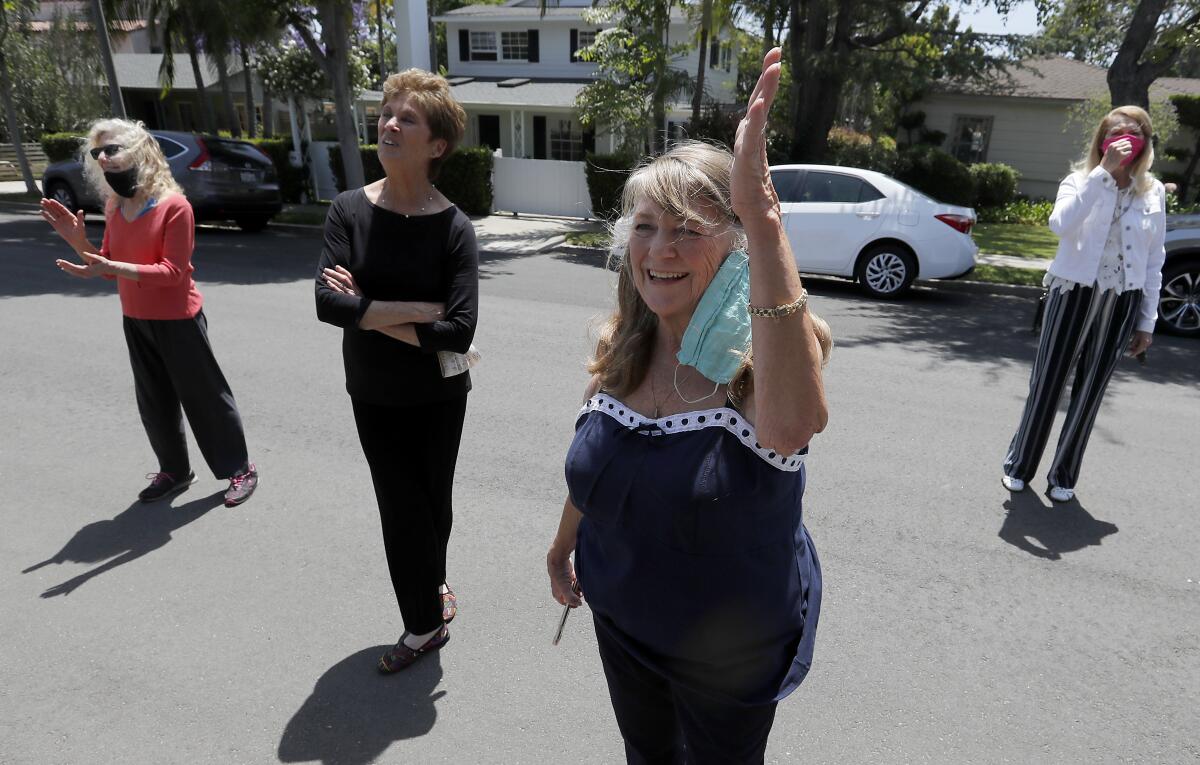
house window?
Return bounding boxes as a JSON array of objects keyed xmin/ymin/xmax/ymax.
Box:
[
  {"xmin": 578, "ymin": 30, "xmax": 596, "ymax": 50},
  {"xmin": 501, "ymin": 31, "xmax": 529, "ymax": 60},
  {"xmin": 950, "ymin": 115, "xmax": 992, "ymax": 164},
  {"xmin": 550, "ymin": 119, "xmax": 584, "ymax": 161},
  {"xmin": 721, "ymin": 42, "xmax": 732, "ymax": 72},
  {"xmin": 470, "ymin": 31, "xmax": 497, "ymax": 61}
]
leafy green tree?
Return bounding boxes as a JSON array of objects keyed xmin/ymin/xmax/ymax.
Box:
[
  {"xmin": 1035, "ymin": 0, "xmax": 1200, "ymax": 108},
  {"xmin": 1169, "ymin": 94, "xmax": 1200, "ymax": 201},
  {"xmin": 575, "ymin": 0, "xmax": 692, "ymax": 154},
  {"xmin": 0, "ymin": 0, "xmax": 42, "ymax": 193}
]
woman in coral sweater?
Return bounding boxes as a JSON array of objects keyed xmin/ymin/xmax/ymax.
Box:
[{"xmin": 41, "ymin": 119, "xmax": 258, "ymax": 507}]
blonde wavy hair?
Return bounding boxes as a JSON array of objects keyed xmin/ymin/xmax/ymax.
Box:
[
  {"xmin": 1075, "ymin": 106, "xmax": 1156, "ymax": 196},
  {"xmin": 589, "ymin": 140, "xmax": 831, "ymax": 403},
  {"xmin": 82, "ymin": 119, "xmax": 183, "ymax": 208}
]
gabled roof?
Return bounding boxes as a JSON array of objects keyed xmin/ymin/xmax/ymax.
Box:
[
  {"xmin": 940, "ymin": 56, "xmax": 1200, "ymax": 102},
  {"xmin": 112, "ymin": 53, "xmax": 244, "ymax": 92}
]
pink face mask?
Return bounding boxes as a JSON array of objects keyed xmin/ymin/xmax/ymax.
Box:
[{"xmin": 1100, "ymin": 133, "xmax": 1146, "ymax": 166}]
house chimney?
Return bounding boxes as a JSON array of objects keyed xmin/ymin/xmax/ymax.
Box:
[{"xmin": 394, "ymin": 0, "xmax": 432, "ymax": 72}]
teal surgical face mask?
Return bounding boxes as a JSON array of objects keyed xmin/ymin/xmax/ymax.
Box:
[{"xmin": 676, "ymin": 249, "xmax": 750, "ymax": 387}]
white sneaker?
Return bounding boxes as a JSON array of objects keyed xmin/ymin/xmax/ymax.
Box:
[
  {"xmin": 1001, "ymin": 475, "xmax": 1025, "ymax": 492},
  {"xmin": 1047, "ymin": 485, "xmax": 1074, "ymax": 503}
]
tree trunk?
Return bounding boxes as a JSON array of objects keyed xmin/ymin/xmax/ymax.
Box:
[
  {"xmin": 261, "ymin": 87, "xmax": 275, "ymax": 138},
  {"xmin": 321, "ymin": 3, "xmax": 366, "ymax": 189},
  {"xmin": 214, "ymin": 52, "xmax": 241, "ymax": 137},
  {"xmin": 186, "ymin": 37, "xmax": 216, "ymax": 133},
  {"xmin": 376, "ymin": 0, "xmax": 387, "ymax": 82},
  {"xmin": 1106, "ymin": 0, "xmax": 1169, "ymax": 109},
  {"xmin": 240, "ymin": 45, "xmax": 256, "ymax": 139},
  {"xmin": 90, "ymin": 0, "xmax": 125, "ymax": 119},
  {"xmin": 650, "ymin": 0, "xmax": 668, "ymax": 154},
  {"xmin": 762, "ymin": 4, "xmax": 775, "ymax": 58},
  {"xmin": 691, "ymin": 0, "xmax": 712, "ymax": 125},
  {"xmin": 787, "ymin": 0, "xmax": 851, "ymax": 163},
  {"xmin": 0, "ymin": 51, "xmax": 39, "ymax": 194}
]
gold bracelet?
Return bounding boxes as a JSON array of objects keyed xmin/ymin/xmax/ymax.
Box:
[{"xmin": 748, "ymin": 289, "xmax": 808, "ymax": 318}]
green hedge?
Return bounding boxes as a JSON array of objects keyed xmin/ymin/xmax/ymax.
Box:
[
  {"xmin": 246, "ymin": 138, "xmax": 310, "ymax": 204},
  {"xmin": 894, "ymin": 145, "xmax": 976, "ymax": 207},
  {"xmin": 41, "ymin": 132, "xmax": 85, "ymax": 163},
  {"xmin": 585, "ymin": 152, "xmax": 637, "ymax": 220},
  {"xmin": 826, "ymin": 127, "xmax": 898, "ymax": 175},
  {"xmin": 328, "ymin": 145, "xmax": 494, "ymax": 216},
  {"xmin": 969, "ymin": 162, "xmax": 1020, "ymax": 209},
  {"xmin": 975, "ymin": 198, "xmax": 1054, "ymax": 225}
]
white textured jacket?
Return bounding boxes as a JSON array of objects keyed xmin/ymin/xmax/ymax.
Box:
[{"xmin": 1047, "ymin": 165, "xmax": 1167, "ymax": 332}]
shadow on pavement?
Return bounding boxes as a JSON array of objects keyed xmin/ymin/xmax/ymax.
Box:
[
  {"xmin": 815, "ymin": 279, "xmax": 1200, "ymax": 388},
  {"xmin": 998, "ymin": 491, "xmax": 1119, "ymax": 560},
  {"xmin": 21, "ymin": 490, "xmax": 224, "ymax": 597},
  {"xmin": 278, "ymin": 648, "xmax": 444, "ymax": 765}
]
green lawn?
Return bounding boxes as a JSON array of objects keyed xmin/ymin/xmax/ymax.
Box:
[
  {"xmin": 565, "ymin": 230, "xmax": 610, "ymax": 248},
  {"xmin": 969, "ymin": 263, "xmax": 1047, "ymax": 287},
  {"xmin": 0, "ymin": 191, "xmax": 43, "ymax": 203},
  {"xmin": 973, "ymin": 223, "xmax": 1058, "ymax": 261}
]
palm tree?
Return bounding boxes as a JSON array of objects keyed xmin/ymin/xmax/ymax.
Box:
[{"xmin": 92, "ymin": 0, "xmax": 126, "ymax": 118}]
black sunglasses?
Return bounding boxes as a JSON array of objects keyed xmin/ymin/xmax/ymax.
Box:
[{"xmin": 89, "ymin": 144, "xmax": 123, "ymax": 160}]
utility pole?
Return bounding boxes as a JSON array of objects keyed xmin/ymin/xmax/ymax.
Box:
[{"xmin": 90, "ymin": 0, "xmax": 126, "ymax": 118}]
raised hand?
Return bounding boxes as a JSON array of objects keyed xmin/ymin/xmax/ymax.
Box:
[
  {"xmin": 40, "ymin": 198, "xmax": 89, "ymax": 252},
  {"xmin": 731, "ymin": 47, "xmax": 784, "ymax": 224}
]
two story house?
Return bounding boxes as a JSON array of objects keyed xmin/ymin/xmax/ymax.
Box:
[{"xmin": 432, "ymin": 0, "xmax": 739, "ymax": 161}]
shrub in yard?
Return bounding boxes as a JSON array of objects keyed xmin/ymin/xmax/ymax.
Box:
[
  {"xmin": 970, "ymin": 162, "xmax": 1020, "ymax": 209},
  {"xmin": 826, "ymin": 127, "xmax": 899, "ymax": 174},
  {"xmin": 40, "ymin": 132, "xmax": 85, "ymax": 162},
  {"xmin": 894, "ymin": 145, "xmax": 976, "ymax": 207},
  {"xmin": 585, "ymin": 152, "xmax": 637, "ymax": 220},
  {"xmin": 328, "ymin": 145, "xmax": 493, "ymax": 215},
  {"xmin": 976, "ymin": 198, "xmax": 1054, "ymax": 225},
  {"xmin": 247, "ymin": 138, "xmax": 310, "ymax": 203}
]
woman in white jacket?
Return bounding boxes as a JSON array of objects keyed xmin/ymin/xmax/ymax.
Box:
[{"xmin": 1002, "ymin": 106, "xmax": 1166, "ymax": 503}]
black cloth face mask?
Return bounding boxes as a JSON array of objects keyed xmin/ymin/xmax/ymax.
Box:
[{"xmin": 104, "ymin": 166, "xmax": 139, "ymax": 198}]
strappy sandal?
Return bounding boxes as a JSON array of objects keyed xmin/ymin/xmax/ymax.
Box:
[
  {"xmin": 441, "ymin": 584, "xmax": 458, "ymax": 624},
  {"xmin": 377, "ymin": 625, "xmax": 450, "ymax": 674}
]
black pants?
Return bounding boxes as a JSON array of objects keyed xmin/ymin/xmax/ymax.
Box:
[
  {"xmin": 352, "ymin": 396, "xmax": 467, "ymax": 636},
  {"xmin": 123, "ymin": 311, "xmax": 249, "ymax": 479},
  {"xmin": 595, "ymin": 618, "xmax": 779, "ymax": 765},
  {"xmin": 1004, "ymin": 285, "xmax": 1141, "ymax": 488}
]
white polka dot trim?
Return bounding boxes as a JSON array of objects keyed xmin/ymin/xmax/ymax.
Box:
[{"xmin": 579, "ymin": 394, "xmax": 807, "ymax": 472}]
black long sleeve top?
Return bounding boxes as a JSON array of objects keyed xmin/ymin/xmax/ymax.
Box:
[{"xmin": 315, "ymin": 188, "xmax": 479, "ymax": 405}]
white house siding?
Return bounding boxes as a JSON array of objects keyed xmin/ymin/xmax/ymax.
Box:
[{"xmin": 915, "ymin": 94, "xmax": 1090, "ymax": 199}]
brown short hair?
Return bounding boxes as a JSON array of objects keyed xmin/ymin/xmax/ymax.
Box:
[{"xmin": 382, "ymin": 69, "xmax": 467, "ymax": 179}]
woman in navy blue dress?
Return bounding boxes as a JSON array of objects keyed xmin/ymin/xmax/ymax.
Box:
[{"xmin": 546, "ymin": 48, "xmax": 831, "ymax": 764}]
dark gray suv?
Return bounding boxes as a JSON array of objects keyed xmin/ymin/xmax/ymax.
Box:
[
  {"xmin": 1162, "ymin": 213, "xmax": 1200, "ymax": 337},
  {"xmin": 41, "ymin": 131, "xmax": 283, "ymax": 232}
]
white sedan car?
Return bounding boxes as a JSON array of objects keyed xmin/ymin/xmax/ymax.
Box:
[{"xmin": 770, "ymin": 165, "xmax": 979, "ymax": 297}]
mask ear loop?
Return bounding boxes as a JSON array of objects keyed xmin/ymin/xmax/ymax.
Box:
[{"xmin": 673, "ymin": 363, "xmax": 720, "ymax": 405}]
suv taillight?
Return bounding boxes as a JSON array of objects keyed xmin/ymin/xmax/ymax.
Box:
[
  {"xmin": 935, "ymin": 213, "xmax": 973, "ymax": 234},
  {"xmin": 189, "ymin": 138, "xmax": 212, "ymax": 171}
]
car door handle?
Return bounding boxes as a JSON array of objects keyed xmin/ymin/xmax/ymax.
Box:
[{"xmin": 856, "ymin": 211, "xmax": 880, "ymax": 219}]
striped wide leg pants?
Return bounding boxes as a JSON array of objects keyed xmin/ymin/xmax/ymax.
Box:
[{"xmin": 1003, "ymin": 284, "xmax": 1141, "ymax": 490}]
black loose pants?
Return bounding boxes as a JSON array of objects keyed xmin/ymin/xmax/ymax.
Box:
[
  {"xmin": 122, "ymin": 310, "xmax": 249, "ymax": 479},
  {"xmin": 352, "ymin": 396, "xmax": 467, "ymax": 636}
]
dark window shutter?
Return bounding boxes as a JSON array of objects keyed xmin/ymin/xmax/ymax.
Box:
[
  {"xmin": 709, "ymin": 39, "xmax": 719, "ymax": 68},
  {"xmin": 459, "ymin": 30, "xmax": 470, "ymax": 61},
  {"xmin": 569, "ymin": 29, "xmax": 578, "ymax": 61},
  {"xmin": 527, "ymin": 30, "xmax": 539, "ymax": 62},
  {"xmin": 583, "ymin": 128, "xmax": 595, "ymax": 155},
  {"xmin": 533, "ymin": 116, "xmax": 546, "ymax": 159}
]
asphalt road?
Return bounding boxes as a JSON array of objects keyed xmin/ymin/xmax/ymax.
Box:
[{"xmin": 2, "ymin": 210, "xmax": 1198, "ymax": 764}]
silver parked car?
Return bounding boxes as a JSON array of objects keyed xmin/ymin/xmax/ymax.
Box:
[
  {"xmin": 41, "ymin": 131, "xmax": 283, "ymax": 232},
  {"xmin": 1162, "ymin": 212, "xmax": 1200, "ymax": 337}
]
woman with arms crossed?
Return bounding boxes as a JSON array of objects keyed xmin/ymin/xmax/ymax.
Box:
[
  {"xmin": 41, "ymin": 119, "xmax": 258, "ymax": 507},
  {"xmin": 546, "ymin": 49, "xmax": 830, "ymax": 763},
  {"xmin": 1002, "ymin": 106, "xmax": 1166, "ymax": 502},
  {"xmin": 316, "ymin": 70, "xmax": 478, "ymax": 673}
]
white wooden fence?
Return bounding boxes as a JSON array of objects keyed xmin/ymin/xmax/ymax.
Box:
[{"xmin": 492, "ymin": 156, "xmax": 593, "ymax": 219}]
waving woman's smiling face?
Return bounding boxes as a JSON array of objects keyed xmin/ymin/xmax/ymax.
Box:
[{"xmin": 626, "ymin": 198, "xmax": 737, "ymax": 331}]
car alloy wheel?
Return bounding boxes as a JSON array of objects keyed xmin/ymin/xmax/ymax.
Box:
[
  {"xmin": 47, "ymin": 181, "xmax": 77, "ymax": 211},
  {"xmin": 1158, "ymin": 261, "xmax": 1200, "ymax": 337},
  {"xmin": 857, "ymin": 245, "xmax": 917, "ymax": 298}
]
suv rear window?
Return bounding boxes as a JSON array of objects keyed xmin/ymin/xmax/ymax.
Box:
[
  {"xmin": 205, "ymin": 138, "xmax": 270, "ymax": 166},
  {"xmin": 154, "ymin": 135, "xmax": 188, "ymax": 160}
]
